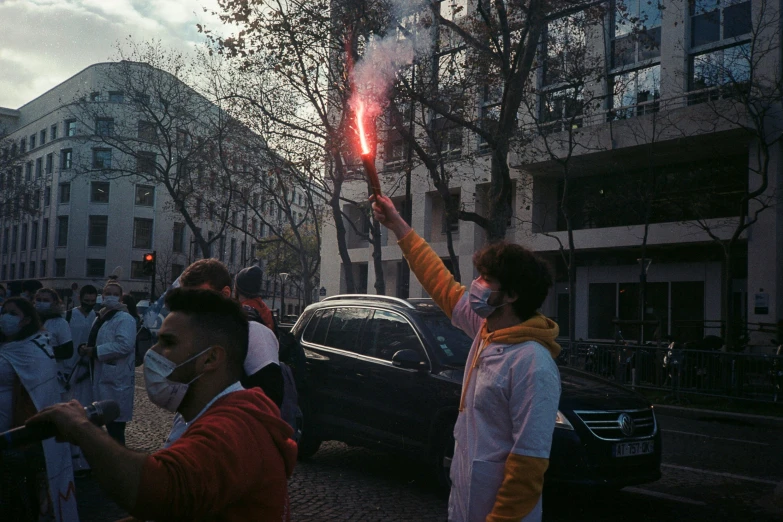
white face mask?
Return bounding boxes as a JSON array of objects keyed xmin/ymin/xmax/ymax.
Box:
[
  {"xmin": 0, "ymin": 313, "xmax": 23, "ymax": 337},
  {"xmin": 103, "ymin": 295, "xmax": 120, "ymax": 306},
  {"xmin": 34, "ymin": 301, "xmax": 52, "ymax": 312},
  {"xmin": 469, "ymin": 278, "xmax": 504, "ymax": 318},
  {"xmin": 143, "ymin": 347, "xmax": 211, "ymax": 412}
]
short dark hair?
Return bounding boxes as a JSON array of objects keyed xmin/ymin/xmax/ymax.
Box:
[
  {"xmin": 80, "ymin": 285, "xmax": 99, "ymax": 299},
  {"xmin": 35, "ymin": 287, "xmax": 62, "ymax": 305},
  {"xmin": 473, "ymin": 241, "xmax": 553, "ymax": 321},
  {"xmin": 1, "ymin": 297, "xmax": 43, "ymax": 340},
  {"xmin": 180, "ymin": 259, "xmax": 232, "ymax": 292},
  {"xmin": 21, "ymin": 280, "xmax": 43, "ymax": 294},
  {"xmin": 122, "ymin": 294, "xmax": 138, "ymax": 318},
  {"xmin": 164, "ymin": 288, "xmax": 248, "ymax": 376}
]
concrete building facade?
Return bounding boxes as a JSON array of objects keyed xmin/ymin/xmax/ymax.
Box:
[{"xmin": 320, "ymin": 0, "xmax": 782, "ymax": 348}]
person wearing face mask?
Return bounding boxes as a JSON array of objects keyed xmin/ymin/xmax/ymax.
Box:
[
  {"xmin": 372, "ymin": 195, "xmax": 561, "ymax": 522},
  {"xmin": 20, "ymin": 279, "xmax": 43, "ymax": 302},
  {"xmin": 77, "ymin": 280, "xmax": 136, "ymax": 445},
  {"xmin": 0, "ymin": 297, "xmax": 79, "ymax": 521},
  {"xmin": 26, "ymin": 288, "xmax": 297, "ymax": 521},
  {"xmin": 33, "ymin": 288, "xmax": 74, "ymax": 365},
  {"xmin": 65, "ymin": 284, "xmax": 99, "ymax": 474}
]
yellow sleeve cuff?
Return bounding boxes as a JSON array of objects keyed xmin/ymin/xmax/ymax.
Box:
[{"xmin": 486, "ymin": 454, "xmax": 549, "ymax": 522}]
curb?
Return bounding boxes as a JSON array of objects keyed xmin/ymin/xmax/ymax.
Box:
[{"xmin": 652, "ymin": 404, "xmax": 783, "ymax": 429}]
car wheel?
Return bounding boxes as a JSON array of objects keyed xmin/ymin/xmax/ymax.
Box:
[
  {"xmin": 434, "ymin": 422, "xmax": 455, "ymax": 492},
  {"xmin": 297, "ymin": 398, "xmax": 322, "ymax": 461}
]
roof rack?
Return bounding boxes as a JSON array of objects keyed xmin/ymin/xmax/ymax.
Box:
[{"xmin": 321, "ymin": 294, "xmax": 416, "ymax": 309}]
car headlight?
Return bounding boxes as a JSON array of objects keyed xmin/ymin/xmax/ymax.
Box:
[{"xmin": 555, "ymin": 410, "xmax": 574, "ymax": 430}]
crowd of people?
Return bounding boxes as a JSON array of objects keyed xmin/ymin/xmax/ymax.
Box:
[{"xmin": 0, "ymin": 196, "xmax": 562, "ymax": 522}]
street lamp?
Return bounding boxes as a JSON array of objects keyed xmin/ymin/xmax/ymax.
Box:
[{"xmin": 279, "ymin": 272, "xmax": 289, "ymax": 320}]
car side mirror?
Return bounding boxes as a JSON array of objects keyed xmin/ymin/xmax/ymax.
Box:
[{"xmin": 392, "ymin": 349, "xmax": 427, "ymax": 371}]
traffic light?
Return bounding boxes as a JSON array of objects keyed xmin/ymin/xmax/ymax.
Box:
[{"xmin": 142, "ymin": 252, "xmax": 156, "ymax": 276}]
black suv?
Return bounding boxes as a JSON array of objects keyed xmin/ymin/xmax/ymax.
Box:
[{"xmin": 292, "ymin": 295, "xmax": 661, "ymax": 490}]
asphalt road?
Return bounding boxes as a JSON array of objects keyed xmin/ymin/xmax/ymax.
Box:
[{"xmin": 75, "ymin": 374, "xmax": 783, "ymax": 521}]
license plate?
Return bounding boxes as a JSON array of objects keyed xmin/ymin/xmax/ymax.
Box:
[{"xmin": 613, "ymin": 440, "xmax": 654, "ymax": 458}]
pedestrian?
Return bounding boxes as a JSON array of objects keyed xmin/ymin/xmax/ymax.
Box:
[
  {"xmin": 26, "ymin": 288, "xmax": 297, "ymax": 521},
  {"xmin": 78, "ymin": 280, "xmax": 136, "ymax": 445},
  {"xmin": 373, "ymin": 195, "xmax": 561, "ymax": 522},
  {"xmin": 65, "ymin": 284, "xmax": 99, "ymax": 474},
  {"xmin": 33, "ymin": 287, "xmax": 74, "ymax": 363},
  {"xmin": 180, "ymin": 259, "xmax": 284, "ymax": 407},
  {"xmin": 235, "ymin": 265, "xmax": 278, "ymax": 334},
  {"xmin": 20, "ymin": 279, "xmax": 43, "ymax": 301},
  {"xmin": 0, "ymin": 297, "xmax": 79, "ymax": 521}
]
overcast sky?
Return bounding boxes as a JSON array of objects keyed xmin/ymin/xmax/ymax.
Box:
[{"xmin": 0, "ymin": 0, "xmax": 226, "ymax": 109}]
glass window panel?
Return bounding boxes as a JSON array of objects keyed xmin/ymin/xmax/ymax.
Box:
[
  {"xmin": 723, "ymin": 43, "xmax": 751, "ymax": 84},
  {"xmin": 612, "ymin": 35, "xmax": 636, "ymax": 68},
  {"xmin": 639, "ymin": 0, "xmax": 662, "ymax": 28},
  {"xmin": 636, "ymin": 65, "xmax": 661, "ymax": 104},
  {"xmin": 724, "ymin": 1, "xmax": 751, "ymax": 38},
  {"xmin": 363, "ymin": 310, "xmax": 421, "ymax": 361},
  {"xmin": 614, "ymin": 0, "xmax": 637, "ymax": 37},
  {"xmin": 588, "ymin": 283, "xmax": 617, "ymax": 339},
  {"xmin": 692, "ymin": 0, "xmax": 720, "ymax": 16},
  {"xmin": 88, "ymin": 215, "xmax": 108, "ymax": 246},
  {"xmin": 544, "ymin": 12, "xmax": 586, "ymax": 86},
  {"xmin": 691, "ymin": 10, "xmax": 721, "ymax": 47},
  {"xmin": 638, "ymin": 26, "xmax": 662, "ymax": 60},
  {"xmin": 323, "ymin": 308, "xmax": 372, "ymax": 353}
]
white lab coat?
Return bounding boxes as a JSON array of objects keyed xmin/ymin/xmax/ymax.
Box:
[
  {"xmin": 448, "ymin": 295, "xmax": 561, "ymax": 522},
  {"xmin": 91, "ymin": 311, "xmax": 136, "ymax": 423}
]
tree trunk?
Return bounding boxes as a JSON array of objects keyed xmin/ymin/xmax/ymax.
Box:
[
  {"xmin": 487, "ymin": 144, "xmax": 513, "ymax": 241},
  {"xmin": 329, "ymin": 173, "xmax": 355, "ymax": 293}
]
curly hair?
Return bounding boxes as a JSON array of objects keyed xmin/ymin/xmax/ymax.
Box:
[{"xmin": 473, "ymin": 241, "xmax": 553, "ymax": 321}]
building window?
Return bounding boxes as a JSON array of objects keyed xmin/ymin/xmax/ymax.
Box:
[
  {"xmin": 88, "ymin": 215, "xmax": 108, "ymax": 246},
  {"xmin": 65, "ymin": 120, "xmax": 77, "ymax": 136},
  {"xmin": 95, "ymin": 118, "xmax": 114, "ymax": 137},
  {"xmin": 541, "ymin": 88, "xmax": 584, "ymax": 133},
  {"xmin": 610, "ymin": 65, "xmax": 660, "ymax": 120},
  {"xmin": 25, "ymin": 161, "xmax": 32, "ymax": 181},
  {"xmin": 40, "ymin": 260, "xmax": 47, "ymax": 277},
  {"xmin": 42, "ymin": 218, "xmax": 49, "ymax": 247},
  {"xmin": 20, "ymin": 137, "xmax": 26, "ymax": 153},
  {"xmin": 172, "ymin": 223, "xmax": 185, "ymax": 253},
  {"xmin": 31, "ymin": 221, "xmax": 38, "ymax": 249},
  {"xmin": 56, "ymin": 216, "xmax": 69, "ymax": 246},
  {"xmin": 133, "ymin": 218, "xmax": 153, "ymax": 249},
  {"xmin": 195, "ymin": 198, "xmax": 202, "ymax": 218},
  {"xmin": 138, "ymin": 120, "xmax": 157, "ymax": 142},
  {"xmin": 18, "ymin": 263, "xmax": 25, "ymax": 279},
  {"xmin": 92, "ymin": 149, "xmax": 112, "ymax": 169},
  {"xmin": 40, "ymin": 129, "xmax": 46, "ymax": 145},
  {"xmin": 131, "ymin": 261, "xmax": 146, "ymax": 279},
  {"xmin": 61, "ymin": 149, "xmax": 73, "ymax": 169},
  {"xmin": 35, "ymin": 157, "xmax": 42, "ymax": 178},
  {"xmin": 29, "ymin": 262, "xmax": 35, "ymax": 279},
  {"xmin": 542, "ymin": 11, "xmax": 587, "ymax": 87},
  {"xmin": 44, "ymin": 186, "xmax": 51, "ymax": 207},
  {"xmin": 689, "ymin": 44, "xmax": 751, "ymax": 103},
  {"xmin": 10, "ymin": 226, "xmax": 17, "ymax": 253},
  {"xmin": 45, "ymin": 153, "xmax": 53, "ymax": 174},
  {"xmin": 85, "ymin": 259, "xmax": 105, "ymax": 277},
  {"xmin": 55, "ymin": 258, "xmax": 66, "ymax": 277},
  {"xmin": 50, "ymin": 124, "xmax": 58, "ymax": 140},
  {"xmin": 108, "ymin": 91, "xmax": 124, "ymax": 103},
  {"xmin": 218, "ymin": 235, "xmax": 226, "ymax": 262},
  {"xmin": 441, "ymin": 193, "xmax": 460, "ymax": 234},
  {"xmin": 29, "ymin": 134, "xmax": 36, "ymax": 149},
  {"xmin": 135, "ymin": 185, "xmax": 155, "ymax": 206},
  {"xmin": 20, "ymin": 223, "xmax": 27, "ymax": 251},
  {"xmin": 136, "ymin": 151, "xmax": 156, "ymax": 175},
  {"xmin": 612, "ymin": 0, "xmax": 662, "ymax": 68},
  {"xmin": 9, "ymin": 264, "xmax": 15, "ymax": 280},
  {"xmin": 90, "ymin": 181, "xmax": 110, "ymax": 203},
  {"xmin": 59, "ymin": 183, "xmax": 71, "ymax": 204},
  {"xmin": 230, "ymin": 238, "xmax": 236, "ymax": 263},
  {"xmin": 691, "ymin": 0, "xmax": 750, "ymax": 48}
]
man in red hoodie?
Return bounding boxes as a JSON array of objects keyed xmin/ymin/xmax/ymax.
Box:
[{"xmin": 27, "ymin": 288, "xmax": 298, "ymax": 521}]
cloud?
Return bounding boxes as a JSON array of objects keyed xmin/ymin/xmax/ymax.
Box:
[{"xmin": 0, "ymin": 0, "xmax": 225, "ymax": 109}]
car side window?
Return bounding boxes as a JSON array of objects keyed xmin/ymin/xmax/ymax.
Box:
[
  {"xmin": 363, "ymin": 310, "xmax": 422, "ymax": 361},
  {"xmin": 302, "ymin": 308, "xmax": 334, "ymax": 345},
  {"xmin": 323, "ymin": 308, "xmax": 371, "ymax": 354}
]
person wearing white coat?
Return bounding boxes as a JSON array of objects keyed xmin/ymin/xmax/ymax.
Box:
[{"xmin": 78, "ymin": 281, "xmax": 136, "ymax": 445}]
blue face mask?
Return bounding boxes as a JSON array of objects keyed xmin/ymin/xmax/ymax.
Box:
[
  {"xmin": 0, "ymin": 313, "xmax": 23, "ymax": 337},
  {"xmin": 35, "ymin": 301, "xmax": 52, "ymax": 312},
  {"xmin": 103, "ymin": 296, "xmax": 120, "ymax": 306},
  {"xmin": 468, "ymin": 279, "xmax": 506, "ymax": 319}
]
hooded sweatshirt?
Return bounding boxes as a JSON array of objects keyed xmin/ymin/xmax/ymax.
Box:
[
  {"xmin": 398, "ymin": 231, "xmax": 561, "ymax": 522},
  {"xmin": 132, "ymin": 388, "xmax": 297, "ymax": 522}
]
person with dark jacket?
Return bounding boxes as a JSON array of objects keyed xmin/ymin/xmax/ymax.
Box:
[
  {"xmin": 235, "ymin": 265, "xmax": 277, "ymax": 335},
  {"xmin": 27, "ymin": 289, "xmax": 296, "ymax": 521}
]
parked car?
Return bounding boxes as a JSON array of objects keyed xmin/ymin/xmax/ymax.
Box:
[{"xmin": 291, "ymin": 295, "xmax": 661, "ymax": 490}]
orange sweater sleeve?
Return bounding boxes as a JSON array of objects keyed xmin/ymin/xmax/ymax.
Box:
[
  {"xmin": 486, "ymin": 454, "xmax": 549, "ymax": 522},
  {"xmin": 397, "ymin": 230, "xmax": 465, "ymax": 318}
]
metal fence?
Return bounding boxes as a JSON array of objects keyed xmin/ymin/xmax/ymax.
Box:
[{"xmin": 558, "ymin": 341, "xmax": 783, "ymax": 404}]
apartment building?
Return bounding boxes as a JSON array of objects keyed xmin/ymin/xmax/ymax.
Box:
[
  {"xmin": 320, "ymin": 0, "xmax": 782, "ymax": 346},
  {"xmin": 0, "ymin": 62, "xmax": 310, "ymax": 307}
]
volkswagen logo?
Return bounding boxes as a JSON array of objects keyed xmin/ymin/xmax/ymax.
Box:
[{"xmin": 618, "ymin": 413, "xmax": 635, "ymax": 437}]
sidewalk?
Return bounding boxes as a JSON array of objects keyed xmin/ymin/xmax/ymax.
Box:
[{"xmin": 653, "ymin": 403, "xmax": 783, "ymax": 429}]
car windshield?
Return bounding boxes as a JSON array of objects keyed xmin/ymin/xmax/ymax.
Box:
[{"xmin": 421, "ymin": 315, "xmax": 473, "ymax": 366}]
